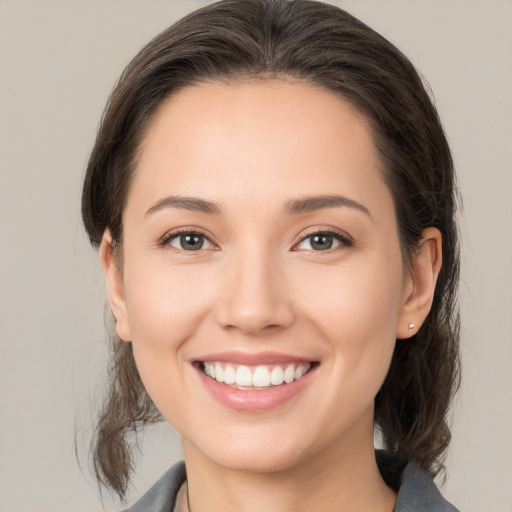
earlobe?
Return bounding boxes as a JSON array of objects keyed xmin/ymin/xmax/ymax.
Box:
[
  {"xmin": 397, "ymin": 227, "xmax": 442, "ymax": 339},
  {"xmin": 100, "ymin": 230, "xmax": 132, "ymax": 342}
]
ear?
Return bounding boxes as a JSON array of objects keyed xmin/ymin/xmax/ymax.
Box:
[
  {"xmin": 396, "ymin": 227, "xmax": 442, "ymax": 339},
  {"xmin": 100, "ymin": 230, "xmax": 132, "ymax": 342}
]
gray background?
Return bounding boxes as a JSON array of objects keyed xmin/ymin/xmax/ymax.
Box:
[{"xmin": 0, "ymin": 1, "xmax": 511, "ymax": 511}]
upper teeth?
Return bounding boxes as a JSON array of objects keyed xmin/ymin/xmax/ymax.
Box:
[{"xmin": 203, "ymin": 362, "xmax": 311, "ymax": 388}]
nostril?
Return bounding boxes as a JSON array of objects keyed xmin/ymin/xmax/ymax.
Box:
[{"xmin": 216, "ymin": 299, "xmax": 296, "ymax": 335}]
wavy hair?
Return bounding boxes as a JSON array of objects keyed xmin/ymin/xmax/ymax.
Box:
[{"xmin": 81, "ymin": 0, "xmax": 460, "ymax": 500}]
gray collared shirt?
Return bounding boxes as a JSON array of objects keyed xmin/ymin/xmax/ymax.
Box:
[{"xmin": 121, "ymin": 454, "xmax": 460, "ymax": 512}]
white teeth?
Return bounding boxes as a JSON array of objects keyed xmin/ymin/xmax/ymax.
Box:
[
  {"xmin": 235, "ymin": 365, "xmax": 253, "ymax": 387},
  {"xmin": 215, "ymin": 363, "xmax": 224, "ymax": 383},
  {"xmin": 270, "ymin": 366, "xmax": 284, "ymax": 385},
  {"xmin": 283, "ymin": 364, "xmax": 295, "ymax": 384},
  {"xmin": 252, "ymin": 366, "xmax": 271, "ymax": 387},
  {"xmin": 224, "ymin": 365, "xmax": 236, "ymax": 384},
  {"xmin": 295, "ymin": 364, "xmax": 310, "ymax": 379},
  {"xmin": 204, "ymin": 362, "xmax": 312, "ymax": 388}
]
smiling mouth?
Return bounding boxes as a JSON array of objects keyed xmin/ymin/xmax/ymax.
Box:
[{"xmin": 199, "ymin": 361, "xmax": 316, "ymax": 390}]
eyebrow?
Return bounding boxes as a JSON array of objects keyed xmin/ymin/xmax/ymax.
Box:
[
  {"xmin": 145, "ymin": 195, "xmax": 222, "ymax": 216},
  {"xmin": 284, "ymin": 195, "xmax": 371, "ymax": 217},
  {"xmin": 145, "ymin": 194, "xmax": 370, "ymax": 218}
]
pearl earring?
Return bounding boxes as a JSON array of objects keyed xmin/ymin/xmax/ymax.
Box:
[{"xmin": 408, "ymin": 323, "xmax": 415, "ymax": 333}]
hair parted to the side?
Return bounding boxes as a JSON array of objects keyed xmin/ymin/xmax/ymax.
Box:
[{"xmin": 81, "ymin": 0, "xmax": 460, "ymax": 500}]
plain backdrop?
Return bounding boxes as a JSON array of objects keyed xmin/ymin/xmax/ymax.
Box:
[{"xmin": 0, "ymin": 1, "xmax": 511, "ymax": 511}]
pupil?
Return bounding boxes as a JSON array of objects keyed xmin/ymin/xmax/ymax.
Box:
[
  {"xmin": 311, "ymin": 234, "xmax": 333, "ymax": 250},
  {"xmin": 181, "ymin": 233, "xmax": 203, "ymax": 250}
]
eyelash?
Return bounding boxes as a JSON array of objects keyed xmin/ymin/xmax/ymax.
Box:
[
  {"xmin": 292, "ymin": 228, "xmax": 353, "ymax": 252},
  {"xmin": 158, "ymin": 227, "xmax": 216, "ymax": 252},
  {"xmin": 158, "ymin": 227, "xmax": 353, "ymax": 253}
]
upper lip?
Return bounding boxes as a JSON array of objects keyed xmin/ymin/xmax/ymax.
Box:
[{"xmin": 194, "ymin": 351, "xmax": 315, "ymax": 365}]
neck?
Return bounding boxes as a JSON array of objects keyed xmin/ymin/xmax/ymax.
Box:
[{"xmin": 182, "ymin": 412, "xmax": 396, "ymax": 512}]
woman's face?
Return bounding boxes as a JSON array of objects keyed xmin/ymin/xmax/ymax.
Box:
[{"xmin": 106, "ymin": 80, "xmax": 416, "ymax": 472}]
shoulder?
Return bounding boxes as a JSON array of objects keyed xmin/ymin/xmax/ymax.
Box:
[
  {"xmin": 396, "ymin": 463, "xmax": 459, "ymax": 512},
  {"xmin": 377, "ymin": 451, "xmax": 460, "ymax": 512},
  {"xmin": 120, "ymin": 461, "xmax": 186, "ymax": 512}
]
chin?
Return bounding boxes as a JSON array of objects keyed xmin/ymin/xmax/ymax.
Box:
[
  {"xmin": 184, "ymin": 425, "xmax": 319, "ymax": 475},
  {"xmin": 211, "ymin": 448, "xmax": 304, "ymax": 474}
]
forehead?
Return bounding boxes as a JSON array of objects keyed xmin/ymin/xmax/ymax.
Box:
[{"xmin": 128, "ymin": 79, "xmax": 390, "ymax": 217}]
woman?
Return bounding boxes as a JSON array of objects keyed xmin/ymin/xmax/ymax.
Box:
[{"xmin": 81, "ymin": 0, "xmax": 460, "ymax": 510}]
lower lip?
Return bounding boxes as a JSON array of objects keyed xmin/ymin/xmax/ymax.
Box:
[{"xmin": 196, "ymin": 365, "xmax": 316, "ymax": 412}]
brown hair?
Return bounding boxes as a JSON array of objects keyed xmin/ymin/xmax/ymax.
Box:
[{"xmin": 82, "ymin": 0, "xmax": 460, "ymax": 500}]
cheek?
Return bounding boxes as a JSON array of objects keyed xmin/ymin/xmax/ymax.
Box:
[
  {"xmin": 121, "ymin": 261, "xmax": 215, "ymax": 421},
  {"xmin": 300, "ymin": 255, "xmax": 403, "ymax": 325},
  {"xmin": 123, "ymin": 259, "xmax": 216, "ymax": 350},
  {"xmin": 295, "ymin": 257, "xmax": 404, "ymax": 381}
]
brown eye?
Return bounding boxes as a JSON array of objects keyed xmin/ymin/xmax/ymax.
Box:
[
  {"xmin": 309, "ymin": 233, "xmax": 334, "ymax": 250},
  {"xmin": 167, "ymin": 232, "xmax": 213, "ymax": 251},
  {"xmin": 295, "ymin": 230, "xmax": 352, "ymax": 252},
  {"xmin": 180, "ymin": 233, "xmax": 204, "ymax": 250}
]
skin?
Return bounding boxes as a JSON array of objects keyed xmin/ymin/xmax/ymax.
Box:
[{"xmin": 101, "ymin": 79, "xmax": 442, "ymax": 512}]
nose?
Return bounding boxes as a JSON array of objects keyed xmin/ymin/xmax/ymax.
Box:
[{"xmin": 214, "ymin": 249, "xmax": 295, "ymax": 336}]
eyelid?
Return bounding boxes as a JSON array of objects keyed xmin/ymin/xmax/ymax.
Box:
[
  {"xmin": 158, "ymin": 226, "xmax": 218, "ymax": 251},
  {"xmin": 157, "ymin": 225, "xmax": 353, "ymax": 252},
  {"xmin": 291, "ymin": 226, "xmax": 354, "ymax": 251}
]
